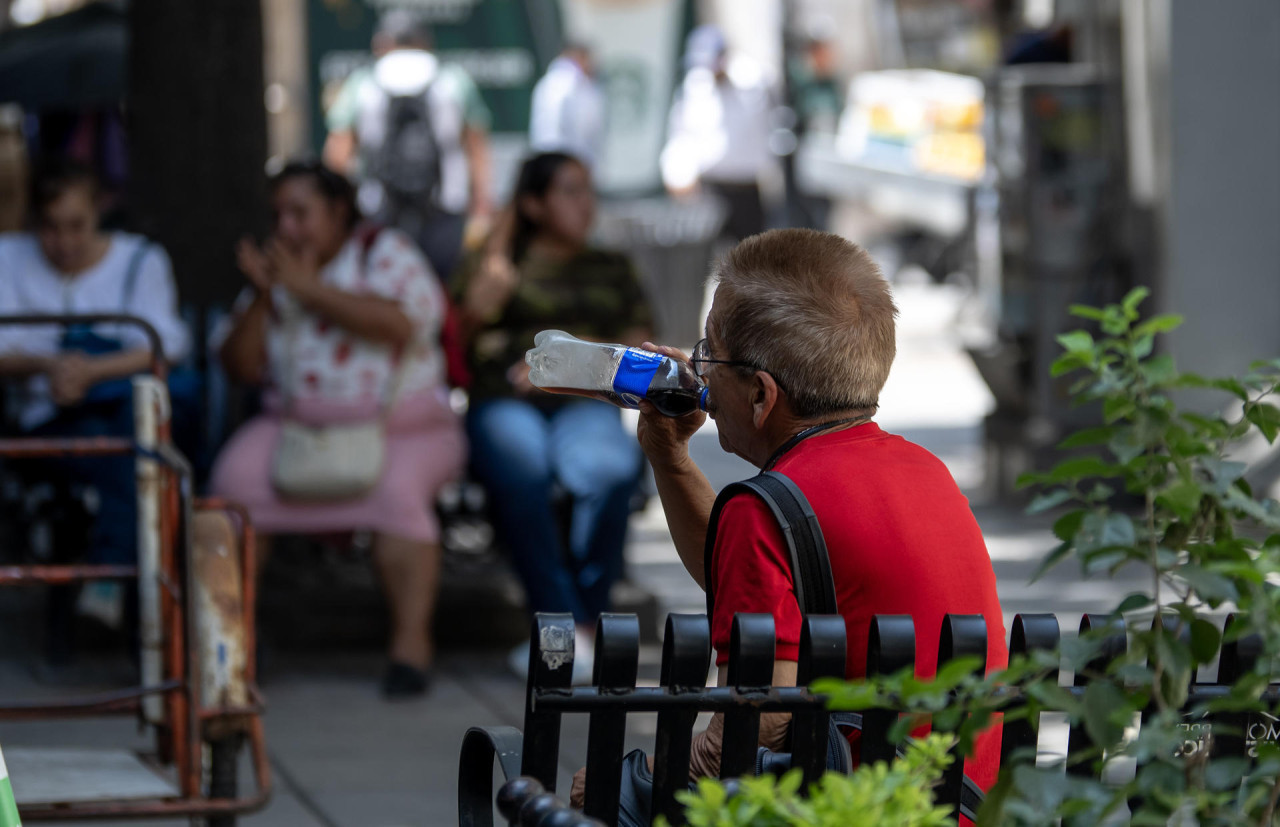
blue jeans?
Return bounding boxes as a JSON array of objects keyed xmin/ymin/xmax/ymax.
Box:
[
  {"xmin": 30, "ymin": 400, "xmax": 137, "ymax": 565},
  {"xmin": 467, "ymin": 398, "xmax": 643, "ymax": 624}
]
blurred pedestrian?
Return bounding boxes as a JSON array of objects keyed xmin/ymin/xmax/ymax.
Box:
[
  {"xmin": 529, "ymin": 43, "xmax": 606, "ymax": 169},
  {"xmin": 660, "ymin": 25, "xmax": 777, "ymax": 242},
  {"xmin": 323, "ymin": 10, "xmax": 493, "ymax": 283},
  {"xmin": 786, "ymin": 22, "xmax": 844, "ymax": 230},
  {"xmin": 0, "ymin": 159, "xmax": 191, "ymax": 630},
  {"xmin": 453, "ymin": 152, "xmax": 652, "ymax": 682},
  {"xmin": 211, "ymin": 161, "xmax": 465, "ymax": 698}
]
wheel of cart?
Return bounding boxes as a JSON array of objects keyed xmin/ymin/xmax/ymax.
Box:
[{"xmin": 0, "ymin": 314, "xmax": 270, "ymax": 824}]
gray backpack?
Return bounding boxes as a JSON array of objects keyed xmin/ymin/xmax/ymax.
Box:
[{"xmin": 371, "ymin": 80, "xmax": 443, "ymax": 208}]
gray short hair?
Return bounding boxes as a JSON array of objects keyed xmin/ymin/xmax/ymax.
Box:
[{"xmin": 711, "ymin": 229, "xmax": 897, "ymax": 418}]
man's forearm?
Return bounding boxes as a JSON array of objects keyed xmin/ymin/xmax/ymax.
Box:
[{"xmin": 651, "ymin": 454, "xmax": 717, "ymax": 588}]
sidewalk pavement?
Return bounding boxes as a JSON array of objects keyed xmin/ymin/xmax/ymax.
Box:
[{"xmin": 0, "ymin": 282, "xmax": 1144, "ymax": 826}]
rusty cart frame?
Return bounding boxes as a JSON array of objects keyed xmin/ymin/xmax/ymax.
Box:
[{"xmin": 0, "ymin": 314, "xmax": 270, "ymax": 822}]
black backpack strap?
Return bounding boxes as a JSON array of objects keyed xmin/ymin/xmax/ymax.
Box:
[{"xmin": 704, "ymin": 470, "xmax": 837, "ymax": 618}]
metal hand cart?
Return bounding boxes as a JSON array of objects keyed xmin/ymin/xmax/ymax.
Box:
[{"xmin": 0, "ymin": 314, "xmax": 270, "ymax": 824}]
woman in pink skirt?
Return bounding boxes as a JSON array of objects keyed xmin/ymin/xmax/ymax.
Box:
[{"xmin": 211, "ymin": 161, "xmax": 464, "ymax": 698}]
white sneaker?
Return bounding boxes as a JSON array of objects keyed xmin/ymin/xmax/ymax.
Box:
[
  {"xmin": 506, "ymin": 633, "xmax": 596, "ymax": 685},
  {"xmin": 76, "ymin": 581, "xmax": 124, "ymax": 629}
]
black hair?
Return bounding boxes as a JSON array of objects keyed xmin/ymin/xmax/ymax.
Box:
[
  {"xmin": 510, "ymin": 151, "xmax": 586, "ymax": 264},
  {"xmin": 269, "ymin": 160, "xmax": 361, "ymax": 230},
  {"xmin": 30, "ymin": 159, "xmax": 100, "ymax": 219}
]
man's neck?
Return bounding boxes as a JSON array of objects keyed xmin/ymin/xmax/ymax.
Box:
[{"xmin": 757, "ymin": 410, "xmax": 874, "ymax": 468}]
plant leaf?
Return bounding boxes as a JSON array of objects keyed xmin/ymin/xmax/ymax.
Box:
[
  {"xmin": 1139, "ymin": 354, "xmax": 1178, "ymax": 386},
  {"xmin": 1189, "ymin": 618, "xmax": 1221, "ymax": 665},
  {"xmin": 1121, "ymin": 286, "xmax": 1151, "ymax": 317},
  {"xmin": 1115, "ymin": 593, "xmax": 1153, "ymax": 614},
  {"xmin": 1245, "ymin": 402, "xmax": 1280, "ymax": 443},
  {"xmin": 1068, "ymin": 304, "xmax": 1107, "ymax": 321},
  {"xmin": 1057, "ymin": 331, "xmax": 1096, "ymax": 354},
  {"xmin": 1083, "ymin": 682, "xmax": 1130, "ymax": 746},
  {"xmin": 1156, "ymin": 479, "xmax": 1202, "ymax": 522},
  {"xmin": 1028, "ymin": 489, "xmax": 1073, "ymax": 514},
  {"xmin": 1133, "ymin": 314, "xmax": 1184, "ymax": 338},
  {"xmin": 1057, "ymin": 427, "xmax": 1116, "ymax": 449},
  {"xmin": 1177, "ymin": 564, "xmax": 1240, "ymax": 604},
  {"xmin": 1052, "ymin": 510, "xmax": 1086, "ymax": 542},
  {"xmin": 1045, "ymin": 456, "xmax": 1122, "ymax": 484}
]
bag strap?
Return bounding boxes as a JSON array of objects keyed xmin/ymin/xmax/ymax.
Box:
[
  {"xmin": 704, "ymin": 470, "xmax": 837, "ymax": 619},
  {"xmin": 121, "ymin": 239, "xmax": 152, "ymax": 308}
]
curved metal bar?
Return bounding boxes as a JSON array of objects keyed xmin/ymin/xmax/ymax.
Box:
[
  {"xmin": 522, "ymin": 613, "xmax": 575, "ymax": 788},
  {"xmin": 654, "ymin": 613, "xmax": 711, "ymax": 826},
  {"xmin": 459, "ymin": 726, "xmax": 525, "ymax": 827},
  {"xmin": 862, "ymin": 615, "xmax": 916, "ymax": 766},
  {"xmin": 792, "ymin": 615, "xmax": 847, "ymax": 787},
  {"xmin": 584, "ymin": 614, "xmax": 639, "ymax": 821},
  {"xmin": 721, "ymin": 613, "xmax": 775, "ymax": 779},
  {"xmin": 1066, "ymin": 613, "xmax": 1127, "ymax": 779},
  {"xmin": 936, "ymin": 614, "xmax": 987, "ymax": 821},
  {"xmin": 0, "ymin": 313, "xmax": 166, "ymax": 378},
  {"xmin": 1002, "ymin": 613, "xmax": 1061, "ymax": 766}
]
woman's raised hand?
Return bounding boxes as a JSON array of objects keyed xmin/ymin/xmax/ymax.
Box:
[
  {"xmin": 236, "ymin": 237, "xmax": 273, "ymax": 293},
  {"xmin": 264, "ymin": 239, "xmax": 320, "ymax": 296},
  {"xmin": 463, "ymin": 252, "xmax": 518, "ymax": 323},
  {"xmin": 635, "ymin": 342, "xmax": 706, "ymax": 469}
]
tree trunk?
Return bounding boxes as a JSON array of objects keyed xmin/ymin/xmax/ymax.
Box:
[{"xmin": 127, "ymin": 0, "xmax": 269, "ymax": 308}]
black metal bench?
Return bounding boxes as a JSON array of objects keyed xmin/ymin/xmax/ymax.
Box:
[{"xmin": 458, "ymin": 610, "xmax": 1271, "ymax": 826}]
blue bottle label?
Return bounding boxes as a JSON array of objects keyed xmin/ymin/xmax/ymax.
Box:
[{"xmin": 613, "ymin": 349, "xmax": 665, "ymax": 397}]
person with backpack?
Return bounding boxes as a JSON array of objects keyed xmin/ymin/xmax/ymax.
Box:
[
  {"xmin": 323, "ymin": 10, "xmax": 493, "ymax": 285},
  {"xmin": 571, "ymin": 230, "xmax": 1007, "ymax": 824},
  {"xmin": 211, "ymin": 161, "xmax": 465, "ymax": 698}
]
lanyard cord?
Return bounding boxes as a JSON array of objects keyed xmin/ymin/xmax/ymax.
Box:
[{"xmin": 761, "ymin": 414, "xmax": 870, "ymax": 472}]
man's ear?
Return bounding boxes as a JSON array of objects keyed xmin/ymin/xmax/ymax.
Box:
[{"xmin": 750, "ymin": 371, "xmax": 781, "ymax": 430}]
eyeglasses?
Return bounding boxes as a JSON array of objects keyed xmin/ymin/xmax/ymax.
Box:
[{"xmin": 691, "ymin": 338, "xmax": 787, "ymax": 392}]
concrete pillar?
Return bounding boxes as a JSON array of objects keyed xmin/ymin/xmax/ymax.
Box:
[{"xmin": 1159, "ymin": 0, "xmax": 1280, "ymax": 380}]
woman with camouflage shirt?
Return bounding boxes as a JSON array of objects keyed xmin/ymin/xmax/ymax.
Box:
[{"xmin": 455, "ymin": 152, "xmax": 652, "ymax": 681}]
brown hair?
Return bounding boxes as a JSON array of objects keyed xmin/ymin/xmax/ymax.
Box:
[
  {"xmin": 711, "ymin": 228, "xmax": 897, "ymax": 418},
  {"xmin": 30, "ymin": 159, "xmax": 99, "ymax": 220}
]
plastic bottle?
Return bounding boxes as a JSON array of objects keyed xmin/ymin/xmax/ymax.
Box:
[{"xmin": 525, "ymin": 330, "xmax": 709, "ymax": 417}]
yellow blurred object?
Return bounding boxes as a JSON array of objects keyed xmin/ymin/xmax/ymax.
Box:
[{"xmin": 913, "ymin": 132, "xmax": 985, "ymax": 181}]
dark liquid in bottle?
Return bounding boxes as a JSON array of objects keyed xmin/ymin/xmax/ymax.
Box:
[
  {"xmin": 539, "ymin": 386, "xmax": 702, "ymax": 417},
  {"xmin": 646, "ymin": 388, "xmax": 700, "ymax": 417}
]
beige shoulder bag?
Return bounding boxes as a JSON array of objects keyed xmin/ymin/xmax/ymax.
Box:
[{"xmin": 270, "ymin": 302, "xmax": 410, "ymax": 502}]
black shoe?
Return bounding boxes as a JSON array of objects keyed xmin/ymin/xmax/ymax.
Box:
[{"xmin": 381, "ymin": 661, "xmax": 431, "ymax": 699}]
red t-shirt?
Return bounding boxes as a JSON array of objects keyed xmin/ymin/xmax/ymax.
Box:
[{"xmin": 709, "ymin": 422, "xmax": 1008, "ymax": 791}]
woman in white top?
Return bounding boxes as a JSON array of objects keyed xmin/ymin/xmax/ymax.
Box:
[
  {"xmin": 210, "ymin": 161, "xmax": 464, "ymax": 698},
  {"xmin": 0, "ymin": 161, "xmax": 190, "ymax": 571}
]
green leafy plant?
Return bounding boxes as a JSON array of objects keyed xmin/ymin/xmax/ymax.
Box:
[
  {"xmin": 979, "ymin": 287, "xmax": 1280, "ymax": 824},
  {"xmin": 659, "ymin": 733, "xmax": 956, "ymax": 827}
]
